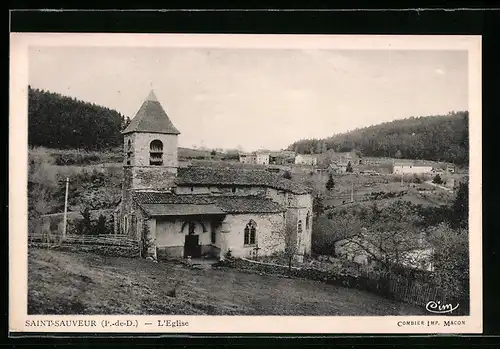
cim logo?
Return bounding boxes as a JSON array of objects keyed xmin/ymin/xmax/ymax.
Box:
[{"xmin": 425, "ymin": 301, "xmax": 459, "ymax": 314}]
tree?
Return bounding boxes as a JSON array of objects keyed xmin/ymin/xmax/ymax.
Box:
[
  {"xmin": 432, "ymin": 174, "xmax": 443, "ymax": 184},
  {"xmin": 210, "ymin": 150, "xmax": 217, "ymax": 157},
  {"xmin": 283, "ymin": 171, "xmax": 292, "ymax": 180},
  {"xmin": 428, "ymin": 223, "xmax": 469, "ymax": 305},
  {"xmin": 346, "ymin": 161, "xmax": 353, "ymax": 173},
  {"xmin": 312, "ymin": 212, "xmax": 362, "ymax": 256},
  {"xmin": 395, "ymin": 149, "xmax": 403, "ymax": 158},
  {"xmin": 326, "ymin": 173, "xmax": 335, "ymax": 191},
  {"xmin": 96, "ymin": 214, "xmax": 107, "ymax": 235},
  {"xmin": 450, "ymin": 181, "xmax": 468, "ymax": 230},
  {"xmin": 312, "ymin": 195, "xmax": 325, "ymax": 216},
  {"xmin": 342, "ymin": 201, "xmax": 423, "ymax": 273}
]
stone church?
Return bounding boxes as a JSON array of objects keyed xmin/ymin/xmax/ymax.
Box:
[{"xmin": 115, "ymin": 91, "xmax": 313, "ymax": 261}]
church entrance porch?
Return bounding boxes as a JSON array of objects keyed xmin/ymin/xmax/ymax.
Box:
[{"xmin": 184, "ymin": 232, "xmax": 201, "ymax": 258}]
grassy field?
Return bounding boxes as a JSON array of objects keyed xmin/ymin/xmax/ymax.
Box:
[{"xmin": 28, "ymin": 249, "xmax": 426, "ymax": 316}]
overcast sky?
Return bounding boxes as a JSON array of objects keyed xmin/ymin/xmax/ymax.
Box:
[{"xmin": 29, "ymin": 47, "xmax": 468, "ymax": 152}]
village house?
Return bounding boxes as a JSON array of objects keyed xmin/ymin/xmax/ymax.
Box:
[
  {"xmin": 269, "ymin": 150, "xmax": 296, "ymax": 165},
  {"xmin": 115, "ymin": 91, "xmax": 313, "ymax": 261},
  {"xmin": 392, "ymin": 161, "xmax": 437, "ymax": 175},
  {"xmin": 239, "ymin": 150, "xmax": 270, "ymax": 165},
  {"xmin": 295, "ymin": 154, "xmax": 318, "ymax": 166}
]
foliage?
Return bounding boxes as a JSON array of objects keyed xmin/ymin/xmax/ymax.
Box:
[
  {"xmin": 312, "ymin": 213, "xmax": 362, "ymax": 256},
  {"xmin": 76, "ymin": 207, "xmax": 93, "ymax": 235},
  {"xmin": 288, "ymin": 111, "xmax": 469, "ymax": 166},
  {"xmin": 346, "ymin": 161, "xmax": 353, "ymax": 173},
  {"xmin": 450, "ymin": 181, "xmax": 468, "ymax": 230},
  {"xmin": 312, "ymin": 195, "xmax": 325, "ymax": 216},
  {"xmin": 95, "ymin": 215, "xmax": 107, "ymax": 235},
  {"xmin": 325, "ymin": 174, "xmax": 335, "ymax": 191},
  {"xmin": 428, "ymin": 223, "xmax": 469, "ymax": 301},
  {"xmin": 28, "ymin": 86, "xmax": 127, "ymax": 150},
  {"xmin": 432, "ymin": 174, "xmax": 443, "ymax": 185}
]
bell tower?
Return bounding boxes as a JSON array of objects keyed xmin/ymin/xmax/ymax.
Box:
[{"xmin": 120, "ymin": 90, "xmax": 181, "ymax": 226}]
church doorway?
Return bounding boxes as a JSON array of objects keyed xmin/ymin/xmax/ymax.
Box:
[{"xmin": 184, "ymin": 222, "xmax": 201, "ymax": 258}]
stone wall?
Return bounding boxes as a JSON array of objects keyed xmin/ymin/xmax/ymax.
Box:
[
  {"xmin": 221, "ymin": 212, "xmax": 286, "ymax": 258},
  {"xmin": 125, "ymin": 132, "xmax": 178, "ymax": 168}
]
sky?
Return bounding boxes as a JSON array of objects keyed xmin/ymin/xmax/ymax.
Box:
[{"xmin": 29, "ymin": 47, "xmax": 468, "ymax": 152}]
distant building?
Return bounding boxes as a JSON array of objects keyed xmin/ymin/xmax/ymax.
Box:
[
  {"xmin": 393, "ymin": 162, "xmax": 435, "ymax": 175},
  {"xmin": 295, "ymin": 154, "xmax": 318, "ymax": 166},
  {"xmin": 239, "ymin": 153, "xmax": 257, "ymax": 164},
  {"xmin": 239, "ymin": 150, "xmax": 270, "ymax": 165},
  {"xmin": 269, "ymin": 150, "xmax": 296, "ymax": 165}
]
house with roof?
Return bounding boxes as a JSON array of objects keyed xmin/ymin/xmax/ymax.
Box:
[
  {"xmin": 392, "ymin": 161, "xmax": 437, "ymax": 175},
  {"xmin": 115, "ymin": 91, "xmax": 313, "ymax": 261},
  {"xmin": 295, "ymin": 154, "xmax": 318, "ymax": 166},
  {"xmin": 239, "ymin": 150, "xmax": 270, "ymax": 165}
]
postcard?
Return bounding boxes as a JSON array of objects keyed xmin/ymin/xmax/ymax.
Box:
[{"xmin": 10, "ymin": 33, "xmax": 482, "ymax": 334}]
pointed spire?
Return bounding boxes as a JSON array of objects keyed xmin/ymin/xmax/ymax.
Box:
[
  {"xmin": 146, "ymin": 90, "xmax": 158, "ymax": 102},
  {"xmin": 122, "ymin": 90, "xmax": 180, "ymax": 135}
]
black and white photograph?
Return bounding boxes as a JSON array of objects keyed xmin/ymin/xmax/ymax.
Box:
[{"xmin": 10, "ymin": 34, "xmax": 482, "ymax": 333}]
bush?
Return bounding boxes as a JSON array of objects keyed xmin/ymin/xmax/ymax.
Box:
[
  {"xmin": 432, "ymin": 174, "xmax": 443, "ymax": 184},
  {"xmin": 283, "ymin": 171, "xmax": 292, "ymax": 180}
]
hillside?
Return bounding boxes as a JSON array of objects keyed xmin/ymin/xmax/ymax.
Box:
[
  {"xmin": 28, "ymin": 87, "xmax": 129, "ymax": 150},
  {"xmin": 288, "ymin": 111, "xmax": 469, "ymax": 166},
  {"xmin": 28, "ymin": 249, "xmax": 425, "ymax": 315}
]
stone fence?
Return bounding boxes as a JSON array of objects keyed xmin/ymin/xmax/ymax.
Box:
[{"xmin": 29, "ymin": 233, "xmax": 140, "ymax": 258}]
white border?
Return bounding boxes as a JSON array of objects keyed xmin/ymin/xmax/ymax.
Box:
[{"xmin": 9, "ymin": 33, "xmax": 482, "ymax": 334}]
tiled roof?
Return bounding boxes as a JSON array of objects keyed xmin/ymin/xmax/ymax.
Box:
[
  {"xmin": 122, "ymin": 90, "xmax": 180, "ymax": 135},
  {"xmin": 132, "ymin": 191, "xmax": 285, "ymax": 216},
  {"xmin": 140, "ymin": 203, "xmax": 225, "ymax": 216},
  {"xmin": 210, "ymin": 196, "xmax": 285, "ymax": 214},
  {"xmin": 176, "ymin": 167, "xmax": 311, "ymax": 194}
]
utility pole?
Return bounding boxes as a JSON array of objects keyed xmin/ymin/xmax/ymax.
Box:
[
  {"xmin": 62, "ymin": 177, "xmax": 69, "ymax": 239},
  {"xmin": 351, "ymin": 181, "xmax": 354, "ymax": 203}
]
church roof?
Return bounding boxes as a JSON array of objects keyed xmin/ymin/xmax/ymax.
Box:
[
  {"xmin": 122, "ymin": 90, "xmax": 180, "ymax": 135},
  {"xmin": 132, "ymin": 191, "xmax": 285, "ymax": 216},
  {"xmin": 176, "ymin": 167, "xmax": 311, "ymax": 194}
]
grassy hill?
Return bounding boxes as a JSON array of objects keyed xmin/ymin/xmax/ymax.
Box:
[{"xmin": 28, "ymin": 249, "xmax": 425, "ymax": 315}]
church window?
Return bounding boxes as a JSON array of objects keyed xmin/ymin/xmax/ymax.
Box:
[
  {"xmin": 126, "ymin": 140, "xmax": 132, "ymax": 165},
  {"xmin": 149, "ymin": 140, "xmax": 163, "ymax": 166},
  {"xmin": 244, "ymin": 220, "xmax": 257, "ymax": 245},
  {"xmin": 306, "ymin": 212, "xmax": 310, "ymax": 230},
  {"xmin": 123, "ymin": 215, "xmax": 128, "ymax": 235}
]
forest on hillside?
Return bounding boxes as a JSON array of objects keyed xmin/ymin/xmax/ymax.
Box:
[
  {"xmin": 28, "ymin": 86, "xmax": 130, "ymax": 150},
  {"xmin": 288, "ymin": 112, "xmax": 469, "ymax": 166}
]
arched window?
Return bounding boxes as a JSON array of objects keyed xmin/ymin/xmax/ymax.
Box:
[
  {"xmin": 244, "ymin": 220, "xmax": 257, "ymax": 245},
  {"xmin": 306, "ymin": 212, "xmax": 310, "ymax": 230},
  {"xmin": 123, "ymin": 215, "xmax": 128, "ymax": 235},
  {"xmin": 126, "ymin": 140, "xmax": 132, "ymax": 165},
  {"xmin": 149, "ymin": 140, "xmax": 163, "ymax": 166}
]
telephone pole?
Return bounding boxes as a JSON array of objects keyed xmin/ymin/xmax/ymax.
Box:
[
  {"xmin": 62, "ymin": 177, "xmax": 69, "ymax": 239},
  {"xmin": 351, "ymin": 181, "xmax": 354, "ymax": 203}
]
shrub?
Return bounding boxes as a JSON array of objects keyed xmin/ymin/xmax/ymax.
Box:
[{"xmin": 432, "ymin": 174, "xmax": 443, "ymax": 184}]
